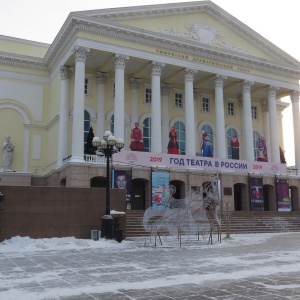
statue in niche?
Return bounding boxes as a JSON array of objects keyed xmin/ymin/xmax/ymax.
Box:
[{"xmin": 1, "ymin": 135, "xmax": 14, "ymax": 172}]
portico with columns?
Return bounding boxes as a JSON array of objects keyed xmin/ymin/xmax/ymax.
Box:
[{"xmin": 57, "ymin": 42, "xmax": 298, "ymax": 168}]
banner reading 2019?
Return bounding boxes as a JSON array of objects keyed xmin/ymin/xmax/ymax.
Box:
[{"xmin": 114, "ymin": 151, "xmax": 287, "ymax": 175}]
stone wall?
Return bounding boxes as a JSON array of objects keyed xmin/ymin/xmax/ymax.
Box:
[{"xmin": 0, "ymin": 186, "xmax": 127, "ymax": 242}]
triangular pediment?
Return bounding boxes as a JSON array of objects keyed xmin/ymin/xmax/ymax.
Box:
[{"xmin": 74, "ymin": 1, "xmax": 299, "ymax": 68}]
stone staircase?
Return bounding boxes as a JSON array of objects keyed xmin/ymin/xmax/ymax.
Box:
[{"xmin": 126, "ymin": 210, "xmax": 300, "ymax": 237}]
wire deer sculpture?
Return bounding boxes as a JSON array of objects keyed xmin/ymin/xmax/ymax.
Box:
[{"xmin": 143, "ymin": 174, "xmax": 221, "ymax": 246}]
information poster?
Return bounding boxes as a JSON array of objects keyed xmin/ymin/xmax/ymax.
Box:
[
  {"xmin": 249, "ymin": 177, "xmax": 264, "ymax": 211},
  {"xmin": 112, "ymin": 169, "xmax": 132, "ymax": 203},
  {"xmin": 151, "ymin": 171, "xmax": 170, "ymax": 208},
  {"xmin": 276, "ymin": 179, "xmax": 291, "ymax": 212}
]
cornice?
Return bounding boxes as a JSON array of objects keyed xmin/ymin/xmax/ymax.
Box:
[
  {"xmin": 76, "ymin": 1, "xmax": 211, "ymax": 19},
  {"xmin": 0, "ymin": 51, "xmax": 48, "ymax": 71},
  {"xmin": 56, "ymin": 18, "xmax": 299, "ymax": 79}
]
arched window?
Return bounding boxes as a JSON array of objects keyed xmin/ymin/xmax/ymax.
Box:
[
  {"xmin": 174, "ymin": 121, "xmax": 186, "ymax": 155},
  {"xmin": 227, "ymin": 128, "xmax": 238, "ymax": 159},
  {"xmin": 84, "ymin": 110, "xmax": 91, "ymax": 147},
  {"xmin": 143, "ymin": 118, "xmax": 151, "ymax": 152},
  {"xmin": 110, "ymin": 115, "xmax": 114, "ymax": 135},
  {"xmin": 253, "ymin": 131, "xmax": 260, "ymax": 161},
  {"xmin": 200, "ymin": 124, "xmax": 213, "ymax": 156}
]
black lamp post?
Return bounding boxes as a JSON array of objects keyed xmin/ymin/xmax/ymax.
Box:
[{"xmin": 92, "ymin": 131, "xmax": 124, "ymax": 239}]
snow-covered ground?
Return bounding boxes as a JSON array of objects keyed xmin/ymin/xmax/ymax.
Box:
[{"xmin": 1, "ymin": 232, "xmax": 300, "ymax": 300}]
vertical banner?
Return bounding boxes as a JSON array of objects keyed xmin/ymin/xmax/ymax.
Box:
[
  {"xmin": 112, "ymin": 169, "xmax": 132, "ymax": 203},
  {"xmin": 151, "ymin": 171, "xmax": 170, "ymax": 208},
  {"xmin": 276, "ymin": 178, "xmax": 291, "ymax": 212},
  {"xmin": 249, "ymin": 177, "xmax": 264, "ymax": 211}
]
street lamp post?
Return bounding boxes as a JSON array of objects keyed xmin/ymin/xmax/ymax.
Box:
[{"xmin": 92, "ymin": 131, "xmax": 124, "ymax": 239}]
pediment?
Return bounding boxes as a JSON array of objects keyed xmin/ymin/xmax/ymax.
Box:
[{"xmin": 74, "ymin": 1, "xmax": 300, "ymax": 68}]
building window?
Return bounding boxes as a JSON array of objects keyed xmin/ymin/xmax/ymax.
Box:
[
  {"xmin": 84, "ymin": 79, "xmax": 89, "ymax": 95},
  {"xmin": 145, "ymin": 88, "xmax": 152, "ymax": 103},
  {"xmin": 84, "ymin": 110, "xmax": 91, "ymax": 150},
  {"xmin": 227, "ymin": 128, "xmax": 238, "ymax": 159},
  {"xmin": 84, "ymin": 74, "xmax": 92, "ymax": 96},
  {"xmin": 202, "ymin": 97, "xmax": 210, "ymax": 112},
  {"xmin": 251, "ymin": 106, "xmax": 257, "ymax": 119},
  {"xmin": 227, "ymin": 102, "xmax": 235, "ymax": 116},
  {"xmin": 174, "ymin": 92, "xmax": 184, "ymax": 108},
  {"xmin": 143, "ymin": 118, "xmax": 151, "ymax": 152},
  {"xmin": 112, "ymin": 82, "xmax": 115, "ymax": 99},
  {"xmin": 109, "ymin": 115, "xmax": 114, "ymax": 135},
  {"xmin": 174, "ymin": 121, "xmax": 186, "ymax": 155}
]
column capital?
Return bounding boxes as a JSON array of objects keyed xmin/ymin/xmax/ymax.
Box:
[
  {"xmin": 267, "ymin": 85, "xmax": 279, "ymax": 98},
  {"xmin": 161, "ymin": 83, "xmax": 171, "ymax": 96},
  {"xmin": 113, "ymin": 54, "xmax": 129, "ymax": 69},
  {"xmin": 130, "ymin": 78, "xmax": 141, "ymax": 90},
  {"xmin": 73, "ymin": 46, "xmax": 90, "ymax": 63},
  {"xmin": 213, "ymin": 74, "xmax": 227, "ymax": 87},
  {"xmin": 183, "ymin": 68, "xmax": 197, "ymax": 82},
  {"xmin": 149, "ymin": 61, "xmax": 165, "ymax": 76},
  {"xmin": 291, "ymin": 90, "xmax": 300, "ymax": 103},
  {"xmin": 241, "ymin": 80, "xmax": 254, "ymax": 93},
  {"xmin": 60, "ymin": 66, "xmax": 72, "ymax": 80},
  {"xmin": 96, "ymin": 72, "xmax": 108, "ymax": 85}
]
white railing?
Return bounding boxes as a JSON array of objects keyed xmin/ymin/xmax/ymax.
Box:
[
  {"xmin": 84, "ymin": 154, "xmax": 106, "ymax": 164},
  {"xmin": 287, "ymin": 168, "xmax": 298, "ymax": 176}
]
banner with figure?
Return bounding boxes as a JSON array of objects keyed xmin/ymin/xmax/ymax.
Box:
[
  {"xmin": 249, "ymin": 177, "xmax": 264, "ymax": 211},
  {"xmin": 112, "ymin": 169, "xmax": 132, "ymax": 203},
  {"xmin": 151, "ymin": 171, "xmax": 170, "ymax": 208},
  {"xmin": 276, "ymin": 178, "xmax": 291, "ymax": 212}
]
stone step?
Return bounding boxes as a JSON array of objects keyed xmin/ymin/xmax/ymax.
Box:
[{"xmin": 126, "ymin": 210, "xmax": 300, "ymax": 237}]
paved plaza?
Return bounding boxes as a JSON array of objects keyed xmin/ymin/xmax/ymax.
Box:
[{"xmin": 1, "ymin": 232, "xmax": 300, "ymax": 299}]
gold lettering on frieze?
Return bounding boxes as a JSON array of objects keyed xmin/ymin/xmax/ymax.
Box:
[
  {"xmin": 155, "ymin": 49, "xmax": 251, "ymax": 73},
  {"xmin": 237, "ymin": 67, "xmax": 251, "ymax": 73}
]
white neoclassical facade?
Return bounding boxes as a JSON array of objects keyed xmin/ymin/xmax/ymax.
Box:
[{"xmin": 0, "ymin": 1, "xmax": 300, "ymax": 211}]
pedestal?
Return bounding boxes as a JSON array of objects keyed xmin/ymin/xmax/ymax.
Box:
[{"xmin": 100, "ymin": 215, "xmax": 114, "ymax": 239}]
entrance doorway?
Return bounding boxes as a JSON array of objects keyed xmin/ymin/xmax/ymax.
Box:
[
  {"xmin": 131, "ymin": 179, "xmax": 146, "ymax": 210},
  {"xmin": 169, "ymin": 180, "xmax": 182, "ymax": 199},
  {"xmin": 234, "ymin": 184, "xmax": 242, "ymax": 211},
  {"xmin": 90, "ymin": 176, "xmax": 106, "ymax": 188},
  {"xmin": 263, "ymin": 185, "xmax": 270, "ymax": 211}
]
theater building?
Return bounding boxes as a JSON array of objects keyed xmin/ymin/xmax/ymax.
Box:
[{"xmin": 1, "ymin": 1, "xmax": 300, "ymax": 212}]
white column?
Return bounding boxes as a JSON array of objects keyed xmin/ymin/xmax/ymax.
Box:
[
  {"xmin": 113, "ymin": 54, "xmax": 129, "ymax": 140},
  {"xmin": 241, "ymin": 80, "xmax": 254, "ymax": 161},
  {"xmin": 291, "ymin": 91, "xmax": 300, "ymax": 168},
  {"xmin": 184, "ymin": 69, "xmax": 197, "ymax": 156},
  {"xmin": 96, "ymin": 72, "xmax": 108, "ymax": 138},
  {"xmin": 193, "ymin": 89, "xmax": 201, "ymax": 153},
  {"xmin": 213, "ymin": 75, "xmax": 227, "ymax": 158},
  {"xmin": 262, "ymin": 101, "xmax": 271, "ymax": 162},
  {"xmin": 268, "ymin": 86, "xmax": 280, "ymax": 164},
  {"xmin": 70, "ymin": 46, "xmax": 89, "ymax": 163},
  {"xmin": 161, "ymin": 83, "xmax": 171, "ymax": 153},
  {"xmin": 57, "ymin": 66, "xmax": 72, "ymax": 167},
  {"xmin": 149, "ymin": 61, "xmax": 164, "ymax": 153},
  {"xmin": 130, "ymin": 78, "xmax": 141, "ymax": 128}
]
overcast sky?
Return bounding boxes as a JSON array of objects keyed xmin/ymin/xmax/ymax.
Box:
[{"xmin": 0, "ymin": 0, "xmax": 299, "ymax": 165}]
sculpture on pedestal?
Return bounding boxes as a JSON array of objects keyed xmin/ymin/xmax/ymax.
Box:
[{"xmin": 1, "ymin": 135, "xmax": 14, "ymax": 172}]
